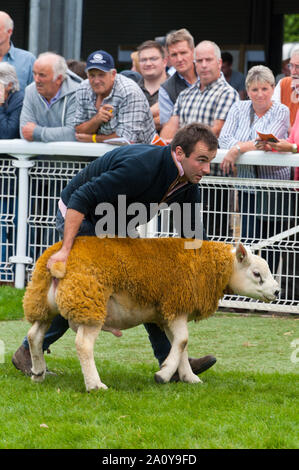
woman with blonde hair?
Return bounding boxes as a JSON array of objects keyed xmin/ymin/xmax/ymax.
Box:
[
  {"xmin": 219, "ymin": 65, "xmax": 290, "ymax": 271},
  {"xmin": 219, "ymin": 65, "xmax": 290, "ymax": 178}
]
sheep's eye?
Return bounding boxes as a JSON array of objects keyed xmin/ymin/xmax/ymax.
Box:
[{"xmin": 253, "ymin": 271, "xmax": 263, "ymax": 284}]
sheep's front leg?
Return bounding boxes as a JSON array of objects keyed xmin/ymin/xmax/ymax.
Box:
[
  {"xmin": 75, "ymin": 323, "xmax": 107, "ymax": 392},
  {"xmin": 27, "ymin": 320, "xmax": 51, "ymax": 382},
  {"xmin": 154, "ymin": 315, "xmax": 201, "ymax": 384}
]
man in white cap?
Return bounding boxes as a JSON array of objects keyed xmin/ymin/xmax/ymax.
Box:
[{"xmin": 74, "ymin": 49, "xmax": 155, "ymax": 144}]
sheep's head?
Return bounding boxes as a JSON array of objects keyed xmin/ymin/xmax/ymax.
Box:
[{"xmin": 228, "ymin": 243, "xmax": 279, "ymax": 302}]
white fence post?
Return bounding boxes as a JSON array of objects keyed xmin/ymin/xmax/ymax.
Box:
[{"xmin": 11, "ymin": 158, "xmax": 35, "ymax": 289}]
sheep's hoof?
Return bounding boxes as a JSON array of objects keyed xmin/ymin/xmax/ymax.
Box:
[
  {"xmin": 31, "ymin": 370, "xmax": 46, "ymax": 382},
  {"xmin": 179, "ymin": 373, "xmax": 202, "ymax": 384},
  {"xmin": 154, "ymin": 372, "xmax": 168, "ymax": 384},
  {"xmin": 86, "ymin": 382, "xmax": 108, "ymax": 392}
]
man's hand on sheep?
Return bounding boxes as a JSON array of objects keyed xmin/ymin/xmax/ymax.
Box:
[
  {"xmin": 46, "ymin": 247, "xmax": 70, "ymax": 271},
  {"xmin": 47, "ymin": 209, "xmax": 85, "ymax": 271}
]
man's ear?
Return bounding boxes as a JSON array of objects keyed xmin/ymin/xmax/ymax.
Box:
[
  {"xmin": 175, "ymin": 146, "xmax": 185, "ymax": 162},
  {"xmin": 55, "ymin": 74, "xmax": 64, "ymax": 86}
]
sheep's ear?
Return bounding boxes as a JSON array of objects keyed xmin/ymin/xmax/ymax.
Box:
[{"xmin": 236, "ymin": 243, "xmax": 248, "ymax": 264}]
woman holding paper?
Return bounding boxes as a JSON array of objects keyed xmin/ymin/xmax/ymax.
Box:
[
  {"xmin": 218, "ymin": 66, "xmax": 290, "ymax": 270},
  {"xmin": 256, "ymin": 109, "xmax": 299, "ymax": 181},
  {"xmin": 219, "ymin": 65, "xmax": 290, "ymax": 178}
]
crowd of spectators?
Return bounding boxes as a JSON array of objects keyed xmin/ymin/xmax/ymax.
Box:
[
  {"xmin": 0, "ymin": 11, "xmax": 298, "ymax": 165},
  {"xmin": 0, "ymin": 10, "xmax": 298, "ymax": 278}
]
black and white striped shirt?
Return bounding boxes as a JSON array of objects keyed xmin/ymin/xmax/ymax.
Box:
[{"xmin": 219, "ymin": 100, "xmax": 290, "ymax": 179}]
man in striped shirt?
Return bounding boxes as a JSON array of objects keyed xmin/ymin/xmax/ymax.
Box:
[
  {"xmin": 160, "ymin": 40, "xmax": 239, "ymax": 176},
  {"xmin": 74, "ymin": 50, "xmax": 155, "ymax": 144}
]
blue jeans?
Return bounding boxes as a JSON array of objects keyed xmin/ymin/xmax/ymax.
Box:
[{"xmin": 23, "ymin": 209, "xmax": 171, "ymax": 365}]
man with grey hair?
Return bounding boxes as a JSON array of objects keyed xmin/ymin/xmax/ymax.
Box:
[
  {"xmin": 272, "ymin": 47, "xmax": 299, "ymax": 301},
  {"xmin": 20, "ymin": 52, "xmax": 82, "ymax": 142},
  {"xmin": 273, "ymin": 47, "xmax": 299, "ymax": 128},
  {"xmin": 0, "ymin": 11, "xmax": 35, "ymax": 91}
]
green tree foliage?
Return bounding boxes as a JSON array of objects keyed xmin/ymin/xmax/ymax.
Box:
[{"xmin": 284, "ymin": 14, "xmax": 299, "ymax": 42}]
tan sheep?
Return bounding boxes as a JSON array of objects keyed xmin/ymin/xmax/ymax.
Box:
[{"xmin": 23, "ymin": 237, "xmax": 279, "ymax": 391}]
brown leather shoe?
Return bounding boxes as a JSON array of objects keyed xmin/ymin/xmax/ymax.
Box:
[
  {"xmin": 12, "ymin": 344, "xmax": 32, "ymax": 375},
  {"xmin": 170, "ymin": 355, "xmax": 216, "ymax": 382},
  {"xmin": 12, "ymin": 345, "xmax": 57, "ymax": 377}
]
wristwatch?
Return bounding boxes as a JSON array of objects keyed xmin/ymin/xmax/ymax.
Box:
[
  {"xmin": 235, "ymin": 144, "xmax": 242, "ymax": 156},
  {"xmin": 291, "ymin": 143, "xmax": 298, "ymax": 153}
]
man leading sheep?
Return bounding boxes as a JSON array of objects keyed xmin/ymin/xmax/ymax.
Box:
[{"xmin": 13, "ymin": 123, "xmax": 219, "ymax": 381}]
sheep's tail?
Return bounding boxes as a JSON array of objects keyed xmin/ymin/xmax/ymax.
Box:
[{"xmin": 50, "ymin": 261, "xmax": 67, "ymax": 279}]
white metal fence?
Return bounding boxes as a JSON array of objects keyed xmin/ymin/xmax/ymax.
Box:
[
  {"xmin": 0, "ymin": 157, "xmax": 17, "ymax": 282},
  {"xmin": 0, "ymin": 140, "xmax": 298, "ymax": 314}
]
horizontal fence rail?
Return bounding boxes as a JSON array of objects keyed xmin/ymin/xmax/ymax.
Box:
[{"xmin": 0, "ymin": 139, "xmax": 298, "ymax": 315}]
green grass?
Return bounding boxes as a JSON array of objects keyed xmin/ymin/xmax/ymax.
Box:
[
  {"xmin": 0, "ymin": 286, "xmax": 298, "ymax": 449},
  {"xmin": 0, "ymin": 286, "xmax": 25, "ymax": 321}
]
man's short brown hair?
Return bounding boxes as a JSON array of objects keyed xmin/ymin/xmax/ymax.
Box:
[
  {"xmin": 171, "ymin": 123, "xmax": 218, "ymax": 157},
  {"xmin": 137, "ymin": 40, "xmax": 165, "ymax": 58},
  {"xmin": 165, "ymin": 28, "xmax": 194, "ymax": 51}
]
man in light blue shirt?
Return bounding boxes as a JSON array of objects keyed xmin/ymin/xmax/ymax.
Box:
[{"xmin": 0, "ymin": 11, "xmax": 35, "ymax": 91}]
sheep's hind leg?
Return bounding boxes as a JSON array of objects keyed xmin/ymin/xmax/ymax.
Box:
[
  {"xmin": 155, "ymin": 315, "xmax": 201, "ymax": 384},
  {"xmin": 27, "ymin": 320, "xmax": 52, "ymax": 382},
  {"xmin": 75, "ymin": 323, "xmax": 107, "ymax": 392}
]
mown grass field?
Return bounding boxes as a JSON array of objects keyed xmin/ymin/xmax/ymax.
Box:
[{"xmin": 0, "ymin": 286, "xmax": 298, "ymax": 449}]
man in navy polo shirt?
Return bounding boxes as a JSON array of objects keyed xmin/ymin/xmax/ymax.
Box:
[{"xmin": 13, "ymin": 123, "xmax": 218, "ymax": 382}]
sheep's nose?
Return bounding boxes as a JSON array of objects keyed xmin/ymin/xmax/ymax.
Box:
[{"xmin": 274, "ymin": 290, "xmax": 280, "ymax": 297}]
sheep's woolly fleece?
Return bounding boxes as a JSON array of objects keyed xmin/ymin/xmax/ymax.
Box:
[{"xmin": 23, "ymin": 237, "xmax": 235, "ymax": 325}]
